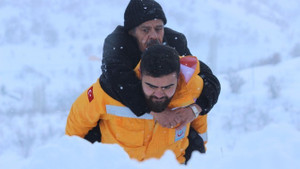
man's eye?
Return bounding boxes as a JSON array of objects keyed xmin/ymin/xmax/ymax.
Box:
[
  {"xmin": 148, "ymin": 85, "xmax": 156, "ymax": 89},
  {"xmin": 155, "ymin": 28, "xmax": 162, "ymax": 32},
  {"xmin": 162, "ymin": 86, "xmax": 171, "ymax": 90},
  {"xmin": 143, "ymin": 29, "xmax": 149, "ymax": 33}
]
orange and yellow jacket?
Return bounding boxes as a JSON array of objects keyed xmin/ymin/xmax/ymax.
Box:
[{"xmin": 65, "ymin": 56, "xmax": 207, "ymax": 163}]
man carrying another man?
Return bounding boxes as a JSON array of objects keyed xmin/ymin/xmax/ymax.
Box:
[
  {"xmin": 66, "ymin": 45, "xmax": 207, "ymax": 164},
  {"xmin": 98, "ymin": 0, "xmax": 220, "ymax": 161},
  {"xmin": 67, "ymin": 0, "xmax": 221, "ymax": 164}
]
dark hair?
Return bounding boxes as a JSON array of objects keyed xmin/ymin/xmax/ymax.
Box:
[{"xmin": 140, "ymin": 45, "xmax": 180, "ymax": 78}]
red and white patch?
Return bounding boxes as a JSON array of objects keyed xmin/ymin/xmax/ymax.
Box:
[
  {"xmin": 87, "ymin": 86, "xmax": 94, "ymax": 102},
  {"xmin": 175, "ymin": 126, "xmax": 186, "ymax": 142}
]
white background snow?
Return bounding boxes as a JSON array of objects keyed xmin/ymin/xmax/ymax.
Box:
[{"xmin": 1, "ymin": 0, "xmax": 300, "ymax": 168}]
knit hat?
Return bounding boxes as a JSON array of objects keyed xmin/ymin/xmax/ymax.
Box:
[{"xmin": 124, "ymin": 0, "xmax": 167, "ymax": 31}]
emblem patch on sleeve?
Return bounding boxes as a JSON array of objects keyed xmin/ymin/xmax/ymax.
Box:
[
  {"xmin": 87, "ymin": 86, "xmax": 94, "ymax": 102},
  {"xmin": 175, "ymin": 126, "xmax": 186, "ymax": 142}
]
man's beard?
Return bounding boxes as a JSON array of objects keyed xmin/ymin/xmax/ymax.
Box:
[
  {"xmin": 145, "ymin": 95, "xmax": 172, "ymax": 113},
  {"xmin": 146, "ymin": 39, "xmax": 161, "ymax": 48}
]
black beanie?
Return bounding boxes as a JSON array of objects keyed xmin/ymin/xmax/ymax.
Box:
[{"xmin": 124, "ymin": 0, "xmax": 167, "ymax": 31}]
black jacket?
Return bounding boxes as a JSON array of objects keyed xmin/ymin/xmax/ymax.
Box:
[{"xmin": 100, "ymin": 26, "xmax": 220, "ymax": 116}]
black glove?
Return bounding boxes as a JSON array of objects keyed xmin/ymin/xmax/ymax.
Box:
[
  {"xmin": 184, "ymin": 127, "xmax": 206, "ymax": 164},
  {"xmin": 84, "ymin": 120, "xmax": 101, "ymax": 143}
]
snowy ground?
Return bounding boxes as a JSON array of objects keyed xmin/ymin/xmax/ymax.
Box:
[{"xmin": 0, "ymin": 0, "xmax": 300, "ymax": 168}]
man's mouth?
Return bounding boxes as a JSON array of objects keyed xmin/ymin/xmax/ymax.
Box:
[{"xmin": 146, "ymin": 39, "xmax": 161, "ymax": 48}]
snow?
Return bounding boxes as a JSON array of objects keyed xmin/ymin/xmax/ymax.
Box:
[{"xmin": 1, "ymin": 0, "xmax": 300, "ymax": 168}]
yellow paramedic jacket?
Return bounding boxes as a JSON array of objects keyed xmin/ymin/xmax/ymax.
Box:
[{"xmin": 65, "ymin": 56, "xmax": 207, "ymax": 163}]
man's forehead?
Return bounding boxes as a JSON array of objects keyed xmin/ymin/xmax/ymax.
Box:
[
  {"xmin": 139, "ymin": 19, "xmax": 164, "ymax": 28},
  {"xmin": 142, "ymin": 73, "xmax": 178, "ymax": 85}
]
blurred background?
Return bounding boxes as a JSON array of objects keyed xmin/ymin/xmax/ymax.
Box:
[{"xmin": 0, "ymin": 0, "xmax": 299, "ymax": 167}]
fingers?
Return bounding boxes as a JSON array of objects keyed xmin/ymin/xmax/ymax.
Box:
[
  {"xmin": 176, "ymin": 119, "xmax": 188, "ymax": 130},
  {"xmin": 174, "ymin": 116, "xmax": 181, "ymax": 124},
  {"xmin": 175, "ymin": 123, "xmax": 185, "ymax": 130},
  {"xmin": 161, "ymin": 121, "xmax": 178, "ymax": 128},
  {"xmin": 151, "ymin": 108, "xmax": 187, "ymax": 129},
  {"xmin": 157, "ymin": 120, "xmax": 171, "ymax": 128},
  {"xmin": 169, "ymin": 121, "xmax": 177, "ymax": 128}
]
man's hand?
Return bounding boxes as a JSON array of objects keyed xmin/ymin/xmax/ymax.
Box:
[
  {"xmin": 150, "ymin": 104, "xmax": 202, "ymax": 130},
  {"xmin": 175, "ymin": 104, "xmax": 201, "ymax": 130},
  {"xmin": 150, "ymin": 109, "xmax": 181, "ymax": 128}
]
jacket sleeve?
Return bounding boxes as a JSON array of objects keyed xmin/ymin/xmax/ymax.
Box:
[
  {"xmin": 100, "ymin": 29, "xmax": 150, "ymax": 117},
  {"xmin": 65, "ymin": 88, "xmax": 101, "ymax": 138},
  {"xmin": 190, "ymin": 114, "xmax": 208, "ymax": 144},
  {"xmin": 179, "ymin": 34, "xmax": 221, "ymax": 115},
  {"xmin": 196, "ymin": 61, "xmax": 221, "ymax": 115}
]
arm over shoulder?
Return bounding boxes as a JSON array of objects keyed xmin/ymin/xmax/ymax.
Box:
[
  {"xmin": 100, "ymin": 26, "xmax": 150, "ymax": 116},
  {"xmin": 165, "ymin": 27, "xmax": 221, "ymax": 115}
]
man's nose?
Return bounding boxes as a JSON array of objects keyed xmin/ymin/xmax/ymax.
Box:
[
  {"xmin": 149, "ymin": 29, "xmax": 158, "ymax": 39},
  {"xmin": 153, "ymin": 88, "xmax": 165, "ymax": 98}
]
